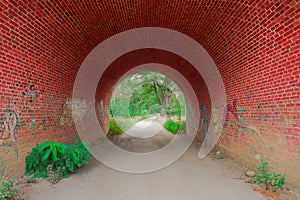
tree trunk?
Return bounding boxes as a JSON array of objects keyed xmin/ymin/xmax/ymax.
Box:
[{"xmin": 165, "ymin": 95, "xmax": 171, "ymax": 119}]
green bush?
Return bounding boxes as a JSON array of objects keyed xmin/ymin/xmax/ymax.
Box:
[
  {"xmin": 164, "ymin": 120, "xmax": 180, "ymax": 134},
  {"xmin": 248, "ymin": 157, "xmax": 286, "ymax": 191},
  {"xmin": 0, "ymin": 177, "xmax": 23, "ymax": 200},
  {"xmin": 25, "ymin": 135, "xmax": 91, "ymax": 180},
  {"xmin": 108, "ymin": 118, "xmax": 124, "ymax": 136}
]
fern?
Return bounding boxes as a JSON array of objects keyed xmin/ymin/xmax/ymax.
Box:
[{"xmin": 25, "ymin": 134, "xmax": 91, "ymax": 181}]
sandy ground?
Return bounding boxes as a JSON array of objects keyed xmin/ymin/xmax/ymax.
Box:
[
  {"xmin": 28, "ymin": 117, "xmax": 267, "ymax": 200},
  {"xmin": 28, "ymin": 143, "xmax": 267, "ymax": 200},
  {"xmin": 111, "ymin": 118, "xmax": 174, "ymax": 153}
]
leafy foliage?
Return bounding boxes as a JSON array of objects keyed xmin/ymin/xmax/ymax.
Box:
[
  {"xmin": 0, "ymin": 177, "xmax": 23, "ymax": 200},
  {"xmin": 248, "ymin": 157, "xmax": 286, "ymax": 191},
  {"xmin": 217, "ymin": 154, "xmax": 225, "ymax": 159},
  {"xmin": 164, "ymin": 120, "xmax": 180, "ymax": 134},
  {"xmin": 109, "ymin": 72, "xmax": 187, "ymax": 137},
  {"xmin": 110, "ymin": 72, "xmax": 185, "ymax": 118},
  {"xmin": 46, "ymin": 164, "xmax": 65, "ymax": 184},
  {"xmin": 108, "ymin": 118, "xmax": 125, "ymax": 137},
  {"xmin": 25, "ymin": 135, "xmax": 91, "ymax": 180}
]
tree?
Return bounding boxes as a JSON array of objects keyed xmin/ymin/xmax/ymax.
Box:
[{"xmin": 110, "ymin": 71, "xmax": 185, "ymax": 119}]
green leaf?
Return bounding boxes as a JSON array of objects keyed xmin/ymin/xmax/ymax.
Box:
[
  {"xmin": 25, "ymin": 139, "xmax": 91, "ymax": 183},
  {"xmin": 42, "ymin": 148, "xmax": 52, "ymax": 161},
  {"xmin": 51, "ymin": 143, "xmax": 58, "ymax": 161},
  {"xmin": 38, "ymin": 141, "xmax": 52, "ymax": 152}
]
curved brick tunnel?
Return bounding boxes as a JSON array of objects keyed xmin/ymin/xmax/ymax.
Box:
[
  {"xmin": 96, "ymin": 48, "xmax": 211, "ymax": 135},
  {"xmin": 1, "ymin": 0, "xmax": 299, "ymax": 192}
]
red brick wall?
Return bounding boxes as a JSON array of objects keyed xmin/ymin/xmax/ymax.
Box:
[
  {"xmin": 0, "ymin": 0, "xmax": 88, "ymax": 177},
  {"xmin": 0, "ymin": 0, "xmax": 299, "ymax": 191},
  {"xmin": 213, "ymin": 1, "xmax": 300, "ymax": 192},
  {"xmin": 96, "ymin": 49, "xmax": 211, "ymax": 134}
]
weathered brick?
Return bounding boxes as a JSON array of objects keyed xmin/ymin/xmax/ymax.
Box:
[{"xmin": 0, "ymin": 0, "xmax": 299, "ymax": 193}]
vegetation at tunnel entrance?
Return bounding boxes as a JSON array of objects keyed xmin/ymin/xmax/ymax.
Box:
[
  {"xmin": 109, "ymin": 71, "xmax": 186, "ymax": 136},
  {"xmin": 25, "ymin": 135, "xmax": 92, "ymax": 184}
]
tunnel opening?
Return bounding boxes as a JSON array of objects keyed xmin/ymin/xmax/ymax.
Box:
[
  {"xmin": 95, "ymin": 48, "xmax": 212, "ymax": 142},
  {"xmin": 1, "ymin": 0, "xmax": 299, "ymax": 195},
  {"xmin": 107, "ymin": 70, "xmax": 187, "ymax": 153}
]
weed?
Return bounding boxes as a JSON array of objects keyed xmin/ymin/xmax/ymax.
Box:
[
  {"xmin": 248, "ymin": 157, "xmax": 286, "ymax": 191},
  {"xmin": 25, "ymin": 176, "xmax": 37, "ymax": 184},
  {"xmin": 46, "ymin": 165, "xmax": 65, "ymax": 184},
  {"xmin": 0, "ymin": 177, "xmax": 24, "ymax": 200}
]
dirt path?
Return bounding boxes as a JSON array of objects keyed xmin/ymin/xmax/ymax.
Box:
[
  {"xmin": 111, "ymin": 119, "xmax": 174, "ymax": 153},
  {"xmin": 28, "ymin": 141, "xmax": 265, "ymax": 200}
]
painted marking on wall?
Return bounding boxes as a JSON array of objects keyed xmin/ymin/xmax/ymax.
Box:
[
  {"xmin": 212, "ymin": 108, "xmax": 220, "ymax": 134},
  {"xmin": 20, "ymin": 82, "xmax": 44, "ymax": 111},
  {"xmin": 59, "ymin": 98, "xmax": 73, "ymax": 126},
  {"xmin": 200, "ymin": 104, "xmax": 209, "ymax": 136},
  {"xmin": 220, "ymin": 98, "xmax": 299, "ymax": 159},
  {"xmin": 40, "ymin": 113, "xmax": 51, "ymax": 130},
  {"xmin": 289, "ymin": 80, "xmax": 300, "ymax": 89},
  {"xmin": 0, "ymin": 100, "xmax": 21, "ymax": 145}
]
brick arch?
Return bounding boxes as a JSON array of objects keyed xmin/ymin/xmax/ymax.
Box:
[
  {"xmin": 96, "ymin": 48, "xmax": 211, "ymax": 135},
  {"xmin": 1, "ymin": 0, "xmax": 299, "ymax": 191}
]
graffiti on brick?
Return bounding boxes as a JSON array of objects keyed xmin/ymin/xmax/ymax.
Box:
[
  {"xmin": 0, "ymin": 99, "xmax": 21, "ymax": 177},
  {"xmin": 29, "ymin": 119, "xmax": 38, "ymax": 129},
  {"xmin": 22, "ymin": 84, "xmax": 39, "ymax": 99},
  {"xmin": 59, "ymin": 98, "xmax": 74, "ymax": 126},
  {"xmin": 0, "ymin": 100, "xmax": 21, "ymax": 145},
  {"xmin": 20, "ymin": 82, "xmax": 44, "ymax": 110},
  {"xmin": 29, "ymin": 112, "xmax": 54, "ymax": 130},
  {"xmin": 212, "ymin": 108, "xmax": 220, "ymax": 134},
  {"xmin": 60, "ymin": 98, "xmax": 97, "ymax": 130},
  {"xmin": 223, "ymin": 98, "xmax": 253, "ymax": 133},
  {"xmin": 225, "ymin": 98, "xmax": 239, "ymax": 122},
  {"xmin": 72, "ymin": 99, "xmax": 95, "ymax": 130},
  {"xmin": 220, "ymin": 98, "xmax": 299, "ymax": 155},
  {"xmin": 289, "ymin": 80, "xmax": 300, "ymax": 89},
  {"xmin": 40, "ymin": 113, "xmax": 52, "ymax": 130},
  {"xmin": 29, "ymin": 112, "xmax": 38, "ymax": 129},
  {"xmin": 200, "ymin": 104, "xmax": 209, "ymax": 136}
]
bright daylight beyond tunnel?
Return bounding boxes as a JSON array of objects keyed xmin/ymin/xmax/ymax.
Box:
[{"xmin": 108, "ymin": 71, "xmax": 187, "ymax": 152}]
